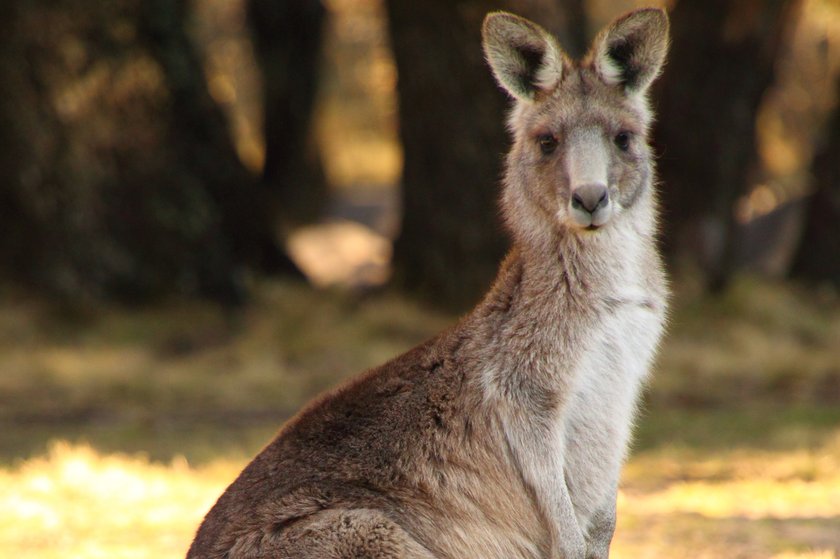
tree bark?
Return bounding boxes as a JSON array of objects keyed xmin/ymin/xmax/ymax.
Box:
[
  {"xmin": 0, "ymin": 0, "xmax": 300, "ymax": 303},
  {"xmin": 139, "ymin": 0, "xmax": 260, "ymax": 301},
  {"xmin": 247, "ymin": 0, "xmax": 327, "ymax": 229},
  {"xmin": 654, "ymin": 0, "xmax": 801, "ymax": 291},
  {"xmin": 0, "ymin": 0, "xmax": 34, "ymax": 280},
  {"xmin": 789, "ymin": 73, "xmax": 840, "ymax": 285},
  {"xmin": 141, "ymin": 0, "xmax": 305, "ymax": 286},
  {"xmin": 386, "ymin": 0, "xmax": 586, "ymax": 310}
]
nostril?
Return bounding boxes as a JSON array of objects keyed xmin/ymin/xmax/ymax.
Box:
[{"xmin": 571, "ymin": 184, "xmax": 609, "ymax": 213}]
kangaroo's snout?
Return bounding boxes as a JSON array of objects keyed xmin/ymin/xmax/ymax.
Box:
[
  {"xmin": 563, "ymin": 126, "xmax": 613, "ymax": 230},
  {"xmin": 570, "ymin": 182, "xmax": 612, "ymax": 229},
  {"xmin": 572, "ymin": 183, "xmax": 609, "ymax": 214}
]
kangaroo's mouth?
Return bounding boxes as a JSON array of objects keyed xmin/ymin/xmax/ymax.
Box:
[{"xmin": 569, "ymin": 204, "xmax": 612, "ymax": 230}]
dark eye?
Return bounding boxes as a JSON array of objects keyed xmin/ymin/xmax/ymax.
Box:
[
  {"xmin": 538, "ymin": 134, "xmax": 558, "ymax": 155},
  {"xmin": 614, "ymin": 131, "xmax": 632, "ymax": 151}
]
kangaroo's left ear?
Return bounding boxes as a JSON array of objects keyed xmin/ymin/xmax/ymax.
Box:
[{"xmin": 592, "ymin": 8, "xmax": 669, "ymax": 95}]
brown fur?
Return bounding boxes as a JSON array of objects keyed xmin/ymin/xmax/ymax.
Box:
[{"xmin": 188, "ymin": 8, "xmax": 669, "ymax": 559}]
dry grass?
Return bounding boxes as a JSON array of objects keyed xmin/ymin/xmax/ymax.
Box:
[
  {"xmin": 615, "ymin": 435, "xmax": 840, "ymax": 557},
  {"xmin": 3, "ymin": 439, "xmax": 837, "ymax": 559},
  {"xmin": 0, "ymin": 280, "xmax": 450, "ymax": 463},
  {"xmin": 1, "ymin": 276, "xmax": 839, "ymax": 558},
  {"xmin": 651, "ymin": 277, "xmax": 840, "ymax": 408},
  {"xmin": 0, "ymin": 442, "xmax": 232, "ymax": 559}
]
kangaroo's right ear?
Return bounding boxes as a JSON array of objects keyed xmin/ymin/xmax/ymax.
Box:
[{"xmin": 482, "ymin": 12, "xmax": 566, "ymax": 102}]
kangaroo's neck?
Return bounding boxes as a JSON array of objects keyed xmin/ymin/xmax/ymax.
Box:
[
  {"xmin": 459, "ymin": 213, "xmax": 662, "ymax": 405},
  {"xmin": 484, "ymin": 214, "xmax": 657, "ymax": 323}
]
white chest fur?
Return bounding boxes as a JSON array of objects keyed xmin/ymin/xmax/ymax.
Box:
[{"xmin": 562, "ymin": 282, "xmax": 666, "ymax": 530}]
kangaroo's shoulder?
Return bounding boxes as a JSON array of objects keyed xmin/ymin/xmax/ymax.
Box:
[
  {"xmin": 284, "ymin": 328, "xmax": 468, "ymax": 446},
  {"xmin": 215, "ymin": 328, "xmax": 470, "ymax": 493},
  {"xmin": 189, "ymin": 332, "xmax": 469, "ymax": 557}
]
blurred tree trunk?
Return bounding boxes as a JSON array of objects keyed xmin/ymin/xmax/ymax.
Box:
[
  {"xmin": 654, "ymin": 0, "xmax": 801, "ymax": 291},
  {"xmin": 139, "ymin": 0, "xmax": 256, "ymax": 301},
  {"xmin": 0, "ymin": 0, "xmax": 298, "ymax": 303},
  {"xmin": 789, "ymin": 73, "xmax": 840, "ymax": 285},
  {"xmin": 247, "ymin": 0, "xmax": 327, "ymax": 232},
  {"xmin": 386, "ymin": 0, "xmax": 587, "ymax": 310},
  {"xmin": 0, "ymin": 0, "xmax": 32, "ymax": 279},
  {"xmin": 142, "ymin": 0, "xmax": 303, "ymax": 284}
]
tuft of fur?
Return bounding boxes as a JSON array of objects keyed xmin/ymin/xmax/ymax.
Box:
[{"xmin": 188, "ymin": 8, "xmax": 670, "ymax": 559}]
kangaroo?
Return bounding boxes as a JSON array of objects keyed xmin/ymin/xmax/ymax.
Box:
[{"xmin": 187, "ymin": 8, "xmax": 669, "ymax": 559}]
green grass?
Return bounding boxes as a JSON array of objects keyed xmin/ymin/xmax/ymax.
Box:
[{"xmin": 1, "ymin": 275, "xmax": 839, "ymax": 558}]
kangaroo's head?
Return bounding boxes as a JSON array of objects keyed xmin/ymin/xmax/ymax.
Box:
[{"xmin": 483, "ymin": 9, "xmax": 669, "ymax": 244}]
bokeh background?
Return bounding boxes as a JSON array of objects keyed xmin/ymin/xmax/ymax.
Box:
[{"xmin": 1, "ymin": 0, "xmax": 839, "ymax": 557}]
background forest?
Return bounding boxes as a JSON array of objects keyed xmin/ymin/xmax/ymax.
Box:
[{"xmin": 1, "ymin": 0, "xmax": 839, "ymax": 557}]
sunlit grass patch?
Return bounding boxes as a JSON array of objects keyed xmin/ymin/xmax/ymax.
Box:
[
  {"xmin": 616, "ymin": 420, "xmax": 840, "ymax": 559},
  {"xmin": 4, "ymin": 439, "xmax": 838, "ymax": 559},
  {"xmin": 772, "ymin": 552, "xmax": 838, "ymax": 559},
  {"xmin": 624, "ymin": 476, "xmax": 840, "ymax": 519},
  {"xmin": 612, "ymin": 511, "xmax": 840, "ymax": 559},
  {"xmin": 614, "ymin": 472, "xmax": 840, "ymax": 558},
  {"xmin": 0, "ymin": 441, "xmax": 242, "ymax": 559}
]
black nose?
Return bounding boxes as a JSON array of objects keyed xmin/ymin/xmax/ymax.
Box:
[{"xmin": 571, "ymin": 184, "xmax": 609, "ymax": 214}]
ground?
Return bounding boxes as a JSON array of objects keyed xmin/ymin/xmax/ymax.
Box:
[{"xmin": 1, "ymin": 277, "xmax": 838, "ymax": 558}]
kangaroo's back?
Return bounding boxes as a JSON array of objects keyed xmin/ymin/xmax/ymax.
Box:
[{"xmin": 188, "ymin": 8, "xmax": 669, "ymax": 559}]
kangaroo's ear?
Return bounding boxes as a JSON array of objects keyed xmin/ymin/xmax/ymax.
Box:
[
  {"xmin": 592, "ymin": 8, "xmax": 669, "ymax": 95},
  {"xmin": 482, "ymin": 12, "xmax": 566, "ymax": 102}
]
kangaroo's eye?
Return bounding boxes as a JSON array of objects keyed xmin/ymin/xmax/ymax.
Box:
[
  {"xmin": 538, "ymin": 134, "xmax": 558, "ymax": 155},
  {"xmin": 614, "ymin": 131, "xmax": 632, "ymax": 151}
]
